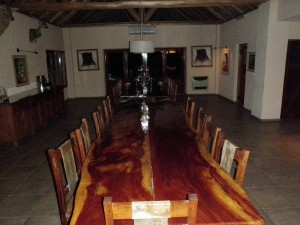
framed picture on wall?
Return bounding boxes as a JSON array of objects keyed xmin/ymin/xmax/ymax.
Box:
[
  {"xmin": 221, "ymin": 49, "xmax": 230, "ymax": 74},
  {"xmin": 77, "ymin": 49, "xmax": 99, "ymax": 71},
  {"xmin": 191, "ymin": 45, "xmax": 213, "ymax": 67},
  {"xmin": 12, "ymin": 55, "xmax": 29, "ymax": 86},
  {"xmin": 248, "ymin": 52, "xmax": 255, "ymax": 72}
]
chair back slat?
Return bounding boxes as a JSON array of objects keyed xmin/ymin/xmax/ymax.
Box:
[
  {"xmin": 69, "ymin": 130, "xmax": 86, "ymax": 173},
  {"xmin": 80, "ymin": 118, "xmax": 91, "ymax": 154},
  {"xmin": 103, "ymin": 194, "xmax": 197, "ymax": 225}
]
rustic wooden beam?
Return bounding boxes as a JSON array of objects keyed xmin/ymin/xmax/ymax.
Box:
[
  {"xmin": 144, "ymin": 8, "xmax": 157, "ymax": 22},
  {"xmin": 14, "ymin": 0, "xmax": 268, "ymax": 11},
  {"xmin": 127, "ymin": 8, "xmax": 140, "ymax": 22},
  {"xmin": 206, "ymin": 7, "xmax": 226, "ymax": 21}
]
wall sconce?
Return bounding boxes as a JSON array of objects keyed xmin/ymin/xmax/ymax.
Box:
[{"xmin": 29, "ymin": 20, "xmax": 48, "ymax": 42}]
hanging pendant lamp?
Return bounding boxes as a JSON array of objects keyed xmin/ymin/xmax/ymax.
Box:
[{"xmin": 130, "ymin": 1, "xmax": 154, "ymax": 53}]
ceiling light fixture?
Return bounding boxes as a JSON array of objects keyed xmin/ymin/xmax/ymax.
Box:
[{"xmin": 130, "ymin": 1, "xmax": 154, "ymax": 53}]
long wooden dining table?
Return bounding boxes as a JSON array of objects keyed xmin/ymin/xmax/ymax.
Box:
[{"xmin": 70, "ymin": 102, "xmax": 265, "ymax": 225}]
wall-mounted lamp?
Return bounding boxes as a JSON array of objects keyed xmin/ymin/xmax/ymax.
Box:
[
  {"xmin": 29, "ymin": 20, "xmax": 48, "ymax": 42},
  {"xmin": 17, "ymin": 48, "xmax": 38, "ymax": 54}
]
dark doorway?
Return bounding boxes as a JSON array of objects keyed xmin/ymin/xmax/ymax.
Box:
[
  {"xmin": 281, "ymin": 40, "xmax": 300, "ymax": 118},
  {"xmin": 104, "ymin": 48, "xmax": 186, "ymax": 95},
  {"xmin": 237, "ymin": 44, "xmax": 247, "ymax": 105}
]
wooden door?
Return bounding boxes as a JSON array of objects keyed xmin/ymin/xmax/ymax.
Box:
[
  {"xmin": 281, "ymin": 40, "xmax": 300, "ymax": 118},
  {"xmin": 237, "ymin": 44, "xmax": 247, "ymax": 105}
]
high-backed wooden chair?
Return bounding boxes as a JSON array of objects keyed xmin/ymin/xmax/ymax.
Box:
[
  {"xmin": 106, "ymin": 95, "xmax": 113, "ymax": 119},
  {"xmin": 92, "ymin": 107, "xmax": 105, "ymax": 140},
  {"xmin": 185, "ymin": 98, "xmax": 195, "ymax": 127},
  {"xmin": 47, "ymin": 138, "xmax": 79, "ymax": 225},
  {"xmin": 185, "ymin": 97, "xmax": 191, "ymax": 115},
  {"xmin": 170, "ymin": 83, "xmax": 178, "ymax": 102},
  {"xmin": 103, "ymin": 194, "xmax": 198, "ymax": 225},
  {"xmin": 202, "ymin": 121, "xmax": 222, "ymax": 157},
  {"xmin": 216, "ymin": 136, "xmax": 250, "ymax": 186},
  {"xmin": 102, "ymin": 99, "xmax": 111, "ymax": 126},
  {"xmin": 195, "ymin": 107, "xmax": 212, "ymax": 138}
]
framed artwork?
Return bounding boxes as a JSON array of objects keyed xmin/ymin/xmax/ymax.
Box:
[
  {"xmin": 248, "ymin": 52, "xmax": 255, "ymax": 72},
  {"xmin": 12, "ymin": 55, "xmax": 29, "ymax": 86},
  {"xmin": 191, "ymin": 45, "xmax": 213, "ymax": 67},
  {"xmin": 77, "ymin": 49, "xmax": 99, "ymax": 71},
  {"xmin": 221, "ymin": 49, "xmax": 230, "ymax": 74}
]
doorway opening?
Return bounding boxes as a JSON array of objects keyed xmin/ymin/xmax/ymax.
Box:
[
  {"xmin": 104, "ymin": 48, "xmax": 186, "ymax": 95},
  {"xmin": 281, "ymin": 40, "xmax": 300, "ymax": 118},
  {"xmin": 237, "ymin": 44, "xmax": 247, "ymax": 105}
]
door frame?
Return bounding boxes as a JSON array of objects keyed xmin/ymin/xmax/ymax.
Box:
[{"xmin": 237, "ymin": 43, "xmax": 248, "ymax": 105}]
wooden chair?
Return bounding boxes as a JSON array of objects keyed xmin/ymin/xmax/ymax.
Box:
[
  {"xmin": 216, "ymin": 136, "xmax": 250, "ymax": 186},
  {"xmin": 170, "ymin": 83, "xmax": 178, "ymax": 102},
  {"xmin": 185, "ymin": 98, "xmax": 195, "ymax": 127},
  {"xmin": 103, "ymin": 194, "xmax": 198, "ymax": 225},
  {"xmin": 195, "ymin": 107, "xmax": 212, "ymax": 138},
  {"xmin": 102, "ymin": 99, "xmax": 111, "ymax": 126},
  {"xmin": 202, "ymin": 121, "xmax": 222, "ymax": 157},
  {"xmin": 106, "ymin": 95, "xmax": 113, "ymax": 120},
  {"xmin": 47, "ymin": 138, "xmax": 79, "ymax": 225},
  {"xmin": 92, "ymin": 107, "xmax": 105, "ymax": 140}
]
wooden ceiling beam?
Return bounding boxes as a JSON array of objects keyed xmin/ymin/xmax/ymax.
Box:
[
  {"xmin": 14, "ymin": 0, "xmax": 268, "ymax": 11},
  {"xmin": 144, "ymin": 8, "xmax": 157, "ymax": 22},
  {"xmin": 206, "ymin": 7, "xmax": 226, "ymax": 21},
  {"xmin": 127, "ymin": 8, "xmax": 140, "ymax": 22}
]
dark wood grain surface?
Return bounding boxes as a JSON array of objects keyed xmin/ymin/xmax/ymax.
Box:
[{"xmin": 70, "ymin": 102, "xmax": 265, "ymax": 225}]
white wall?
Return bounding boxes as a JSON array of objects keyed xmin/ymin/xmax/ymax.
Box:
[
  {"xmin": 0, "ymin": 11, "xmax": 64, "ymax": 96},
  {"xmin": 252, "ymin": 0, "xmax": 300, "ymax": 119},
  {"xmin": 63, "ymin": 24, "xmax": 219, "ymax": 98},
  {"xmin": 278, "ymin": 0, "xmax": 300, "ymax": 21},
  {"xmin": 219, "ymin": 10, "xmax": 258, "ymax": 109}
]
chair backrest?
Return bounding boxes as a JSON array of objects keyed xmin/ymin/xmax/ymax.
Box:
[
  {"xmin": 195, "ymin": 107, "xmax": 212, "ymax": 138},
  {"xmin": 106, "ymin": 95, "xmax": 113, "ymax": 120},
  {"xmin": 218, "ymin": 137, "xmax": 250, "ymax": 186},
  {"xmin": 92, "ymin": 107, "xmax": 105, "ymax": 140},
  {"xmin": 79, "ymin": 117, "xmax": 92, "ymax": 154},
  {"xmin": 102, "ymin": 99, "xmax": 111, "ymax": 126},
  {"xmin": 47, "ymin": 138, "xmax": 79, "ymax": 225},
  {"xmin": 103, "ymin": 194, "xmax": 198, "ymax": 225},
  {"xmin": 170, "ymin": 83, "xmax": 178, "ymax": 102},
  {"xmin": 185, "ymin": 97, "xmax": 191, "ymax": 114},
  {"xmin": 185, "ymin": 99, "xmax": 195, "ymax": 127},
  {"xmin": 69, "ymin": 130, "xmax": 86, "ymax": 173},
  {"xmin": 202, "ymin": 121, "xmax": 222, "ymax": 157}
]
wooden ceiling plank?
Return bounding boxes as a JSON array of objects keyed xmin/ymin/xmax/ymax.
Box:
[
  {"xmin": 49, "ymin": 0, "xmax": 80, "ymax": 24},
  {"xmin": 206, "ymin": 6, "xmax": 226, "ymax": 21},
  {"xmin": 127, "ymin": 8, "xmax": 140, "ymax": 22},
  {"xmin": 14, "ymin": 0, "xmax": 268, "ymax": 11},
  {"xmin": 231, "ymin": 5, "xmax": 244, "ymax": 14},
  {"xmin": 144, "ymin": 8, "xmax": 157, "ymax": 22}
]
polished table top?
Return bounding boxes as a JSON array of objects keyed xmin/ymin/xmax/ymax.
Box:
[{"xmin": 70, "ymin": 103, "xmax": 265, "ymax": 225}]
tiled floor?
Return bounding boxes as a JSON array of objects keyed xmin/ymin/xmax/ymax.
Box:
[{"xmin": 0, "ymin": 95, "xmax": 300, "ymax": 225}]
